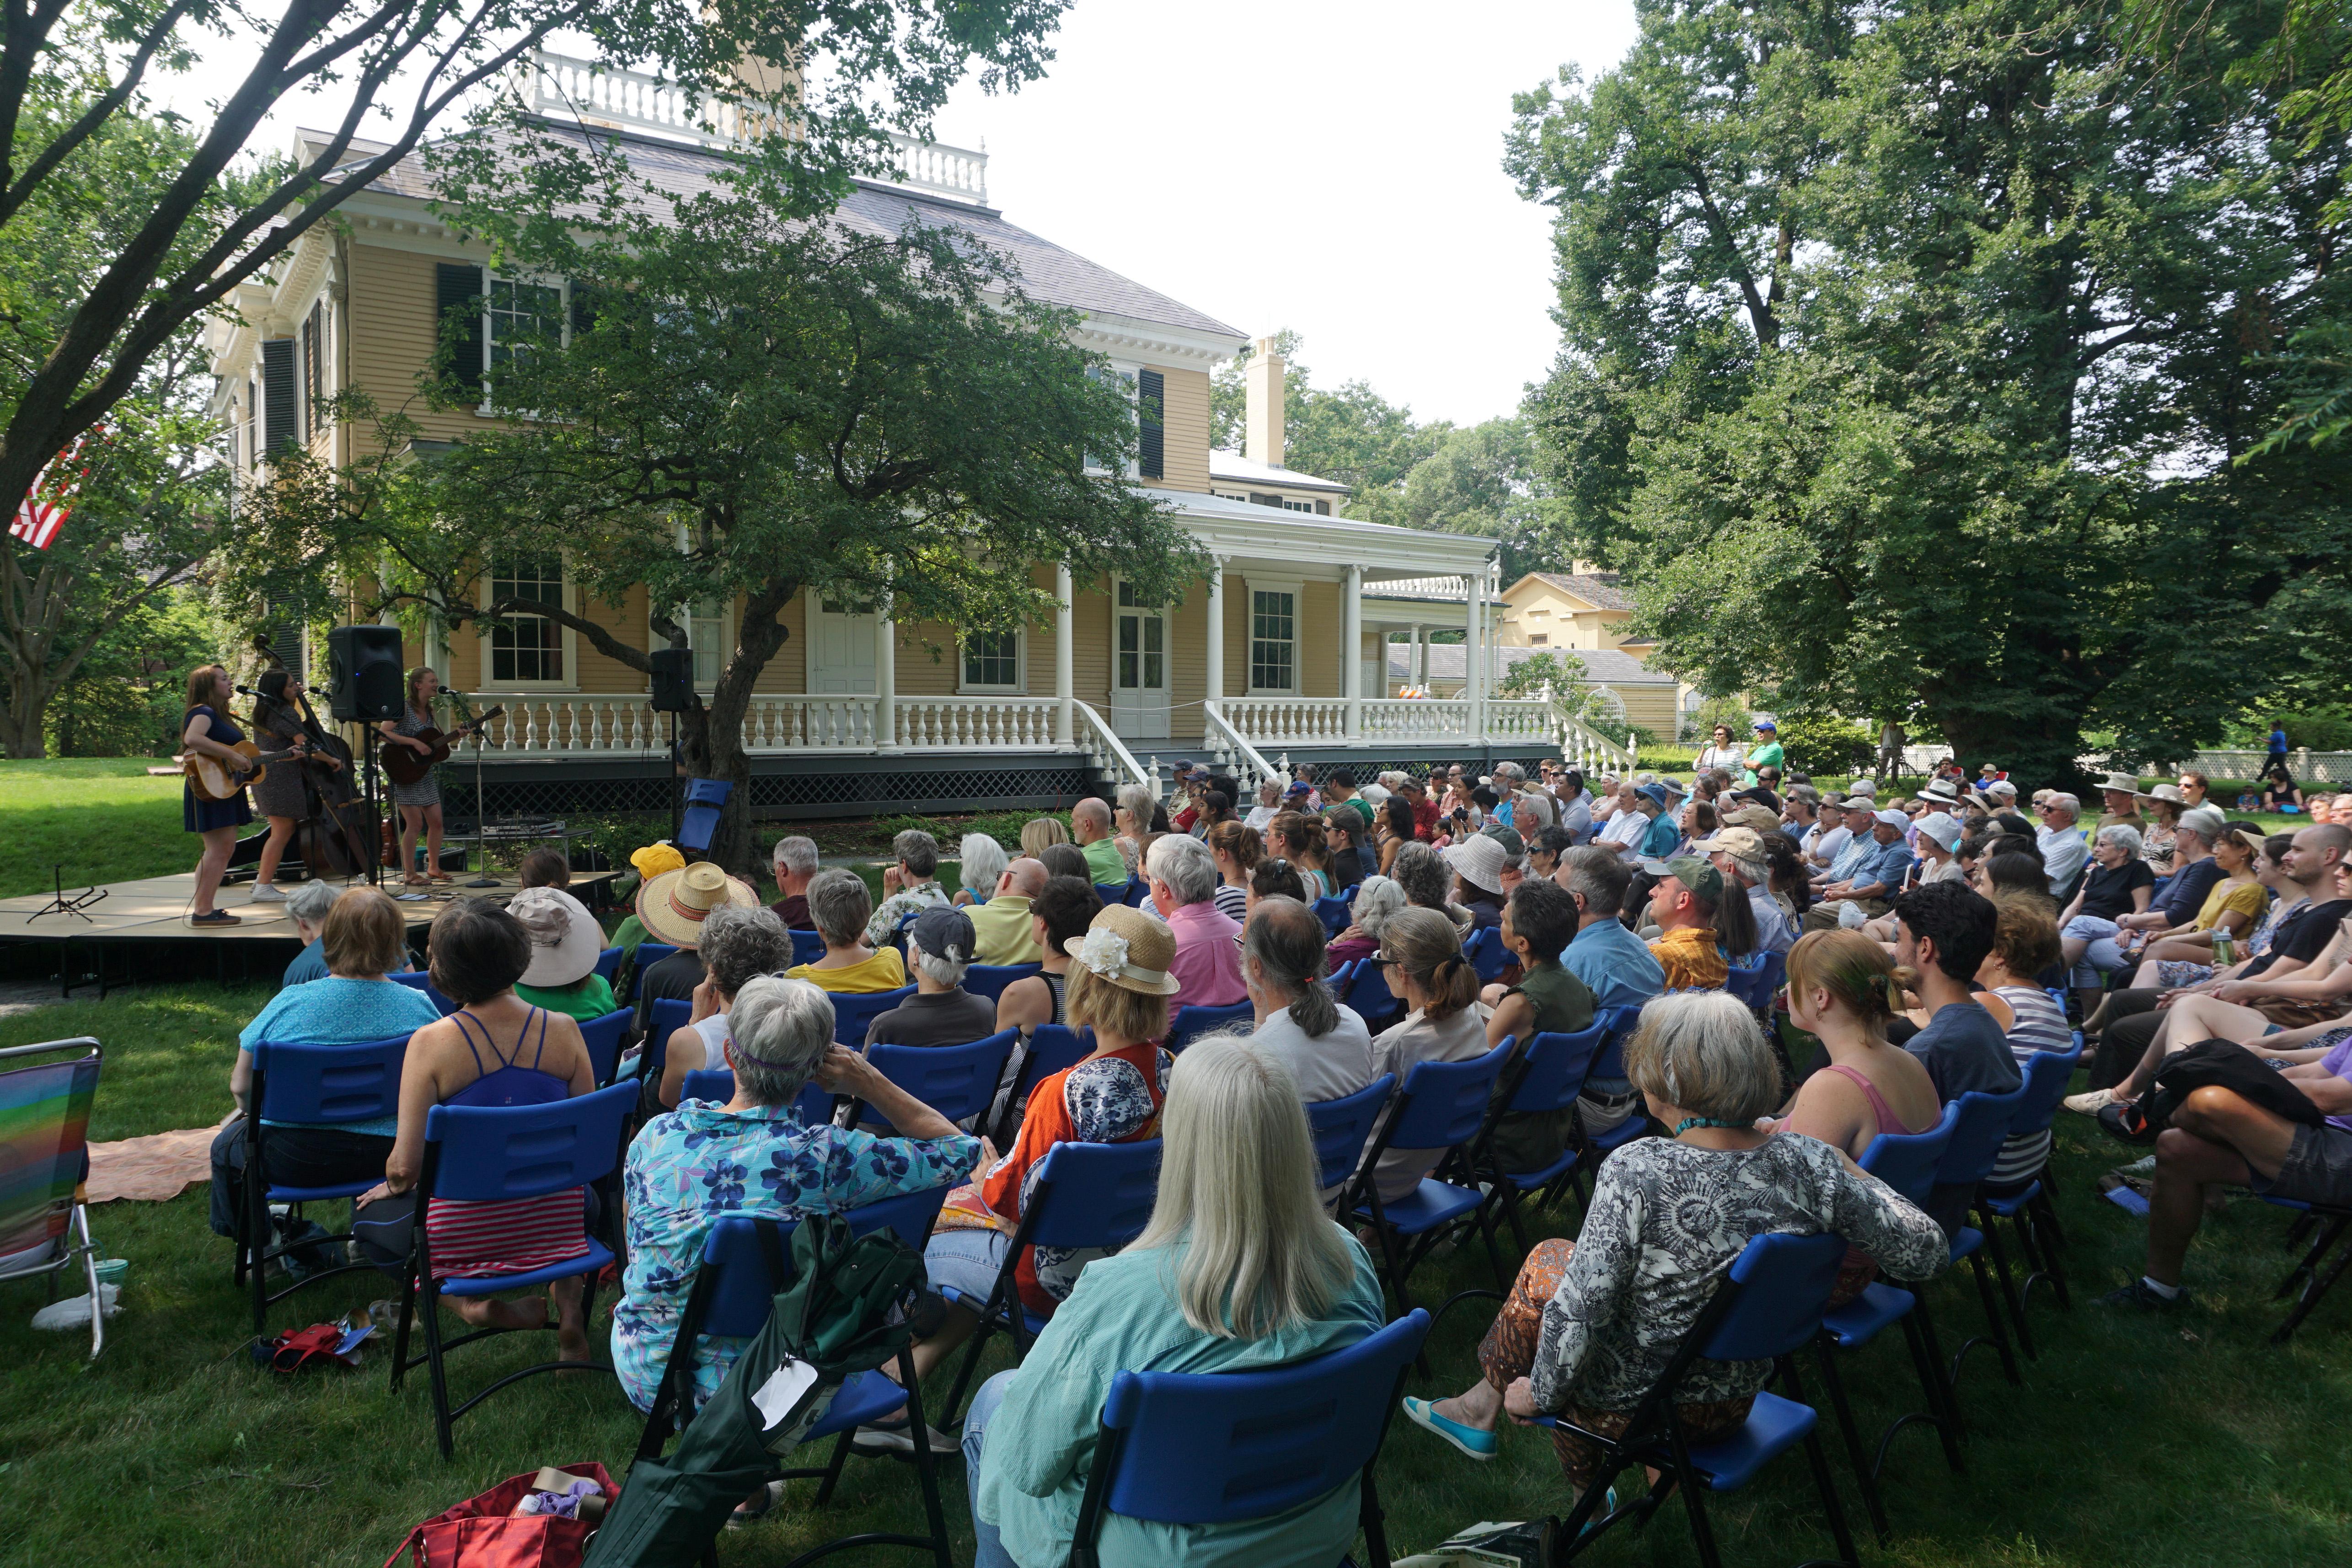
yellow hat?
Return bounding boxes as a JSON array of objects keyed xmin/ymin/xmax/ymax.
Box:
[{"xmin": 629, "ymin": 842, "xmax": 686, "ymax": 882}]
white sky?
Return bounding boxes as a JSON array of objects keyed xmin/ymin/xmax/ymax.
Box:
[{"xmin": 154, "ymin": 0, "xmax": 1637, "ymax": 427}]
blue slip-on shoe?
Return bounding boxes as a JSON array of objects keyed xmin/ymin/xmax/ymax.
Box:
[{"xmin": 1402, "ymin": 1395, "xmax": 1498, "ymax": 1461}]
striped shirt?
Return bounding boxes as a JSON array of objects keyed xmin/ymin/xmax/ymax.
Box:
[{"xmin": 1988, "ymin": 985, "xmax": 2070, "ymax": 1188}]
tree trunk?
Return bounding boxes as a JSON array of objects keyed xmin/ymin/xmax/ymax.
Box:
[
  {"xmin": 0, "ymin": 674, "xmax": 51, "ymax": 758},
  {"xmin": 669, "ymin": 576, "xmax": 798, "ymax": 876}
]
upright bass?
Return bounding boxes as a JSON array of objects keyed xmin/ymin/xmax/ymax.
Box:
[{"xmin": 251, "ymin": 637, "xmax": 377, "ymax": 880}]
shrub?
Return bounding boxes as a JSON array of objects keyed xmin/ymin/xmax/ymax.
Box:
[{"xmin": 1773, "ymin": 714, "xmax": 1875, "ymax": 777}]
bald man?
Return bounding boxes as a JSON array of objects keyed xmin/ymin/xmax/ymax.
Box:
[
  {"xmin": 1072, "ymin": 797, "xmax": 1128, "ymax": 887},
  {"xmin": 968, "ymin": 856, "xmax": 1050, "ymax": 965}
]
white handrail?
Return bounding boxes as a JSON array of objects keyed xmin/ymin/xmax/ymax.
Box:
[
  {"xmin": 1071, "ymin": 700, "xmax": 1156, "ymax": 795},
  {"xmin": 1554, "ymin": 706, "xmax": 1636, "ymax": 773},
  {"xmin": 1202, "ymin": 701, "xmax": 1281, "ymax": 795}
]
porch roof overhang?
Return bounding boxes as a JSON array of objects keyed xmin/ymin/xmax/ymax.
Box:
[{"xmin": 1146, "ymin": 487, "xmax": 1497, "ymax": 580}]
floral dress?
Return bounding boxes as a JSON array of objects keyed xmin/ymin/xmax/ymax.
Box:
[{"xmin": 613, "ymin": 1096, "xmax": 980, "ymax": 1412}]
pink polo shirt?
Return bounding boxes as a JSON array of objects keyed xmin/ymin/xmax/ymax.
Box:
[{"xmin": 1163, "ymin": 900, "xmax": 1248, "ymax": 1010}]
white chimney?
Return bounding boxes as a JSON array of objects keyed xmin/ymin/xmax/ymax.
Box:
[{"xmin": 1244, "ymin": 335, "xmax": 1285, "ymax": 468}]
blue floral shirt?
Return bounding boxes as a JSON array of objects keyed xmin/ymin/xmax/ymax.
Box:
[{"xmin": 613, "ymin": 1097, "xmax": 980, "ymax": 1412}]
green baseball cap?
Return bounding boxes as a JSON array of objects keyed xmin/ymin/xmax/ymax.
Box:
[{"xmin": 1664, "ymin": 856, "xmax": 1725, "ymax": 903}]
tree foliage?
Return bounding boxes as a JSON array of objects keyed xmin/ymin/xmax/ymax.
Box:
[
  {"xmin": 1509, "ymin": 0, "xmax": 2352, "ymax": 785},
  {"xmin": 226, "ymin": 168, "xmax": 1200, "ymax": 868}
]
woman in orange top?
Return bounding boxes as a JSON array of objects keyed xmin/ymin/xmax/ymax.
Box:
[{"xmin": 900, "ymin": 904, "xmax": 1174, "ymax": 1388}]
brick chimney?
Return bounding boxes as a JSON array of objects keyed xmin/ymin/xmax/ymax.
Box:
[{"xmin": 1244, "ymin": 335, "xmax": 1285, "ymax": 468}]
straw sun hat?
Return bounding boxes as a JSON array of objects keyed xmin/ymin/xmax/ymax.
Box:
[
  {"xmin": 636, "ymin": 860, "xmax": 761, "ymax": 948},
  {"xmin": 1064, "ymin": 904, "xmax": 1182, "ymax": 997}
]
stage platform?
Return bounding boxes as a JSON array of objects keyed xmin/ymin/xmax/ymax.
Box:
[{"xmin": 0, "ymin": 869, "xmax": 625, "ymax": 997}]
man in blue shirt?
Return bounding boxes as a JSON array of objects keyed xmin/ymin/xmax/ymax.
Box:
[
  {"xmin": 1803, "ymin": 808, "xmax": 1917, "ymax": 931},
  {"xmin": 1553, "ymin": 846, "xmax": 1666, "ymax": 1009}
]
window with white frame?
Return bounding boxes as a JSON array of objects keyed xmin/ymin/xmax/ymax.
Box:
[
  {"xmin": 1249, "ymin": 587, "xmax": 1297, "ymax": 693},
  {"xmin": 960, "ymin": 627, "xmax": 1024, "ymax": 693},
  {"xmin": 488, "ymin": 553, "xmax": 567, "ymax": 684},
  {"xmin": 686, "ymin": 598, "xmax": 727, "ymax": 685},
  {"xmin": 1084, "ymin": 365, "xmax": 1137, "ymax": 476},
  {"xmin": 488, "ymin": 276, "xmax": 563, "ymax": 369}
]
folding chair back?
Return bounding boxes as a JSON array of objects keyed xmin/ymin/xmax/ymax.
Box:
[
  {"xmin": 389, "ymin": 970, "xmax": 459, "ymax": 1015},
  {"xmin": 1074, "ymin": 1309, "xmax": 1432, "ymax": 1552},
  {"xmin": 1024, "ymin": 1139, "xmax": 1163, "ymax": 1252},
  {"xmin": 1120, "ymin": 878, "xmax": 1152, "ymax": 908},
  {"xmin": 1327, "ymin": 959, "xmax": 1360, "ymax": 996},
  {"xmin": 1510, "ymin": 1024, "xmax": 1607, "ymax": 1119},
  {"xmin": 421, "ymin": 1081, "xmax": 637, "ymax": 1204},
  {"xmin": 675, "ymin": 778, "xmax": 732, "ymax": 859},
  {"xmin": 592, "ymin": 946, "xmax": 622, "ymax": 983},
  {"xmin": 251, "ymin": 1037, "xmax": 409, "ymax": 1152},
  {"xmin": 1013, "ymin": 1025, "xmax": 1094, "ymax": 1104},
  {"xmin": 1384, "ymin": 1037, "xmax": 1516, "ymax": 1155},
  {"xmin": 1463, "ymin": 926, "xmax": 1510, "ymax": 983},
  {"xmin": 696, "ymin": 1185, "xmax": 954, "ymax": 1337},
  {"xmin": 1590, "ymin": 1004, "xmax": 1644, "ymax": 1081},
  {"xmin": 861, "ymin": 1031, "xmax": 1019, "ymax": 1128},
  {"xmin": 1722, "ymin": 952, "xmax": 1772, "ymax": 1011},
  {"xmin": 1312, "ymin": 895, "xmax": 1353, "ymax": 936},
  {"xmin": 644, "ymin": 997, "xmax": 691, "ymax": 1091},
  {"xmin": 1935, "ymin": 1084, "xmax": 2033, "ymax": 1188},
  {"xmin": 0, "ymin": 1038, "xmax": 100, "ymax": 1267},
  {"xmin": 1167, "ymin": 1001, "xmax": 1253, "ymax": 1053},
  {"xmin": 1859, "ymin": 1100, "xmax": 1960, "ymax": 1207},
  {"xmin": 578, "ymin": 1008, "xmax": 630, "ymax": 1087},
  {"xmin": 963, "ymin": 963, "xmax": 1040, "ymax": 1004},
  {"xmin": 624, "ymin": 943, "xmax": 680, "ymax": 1002},
  {"xmin": 1696, "ymin": 1231, "xmax": 1849, "ymax": 1363},
  {"xmin": 821, "ymin": 985, "xmax": 914, "ymax": 1047},
  {"xmin": 2008, "ymin": 1044, "xmax": 2084, "ymax": 1141},
  {"xmin": 1305, "ymin": 1075, "xmax": 1396, "ymax": 1191},
  {"xmin": 788, "ymin": 929, "xmax": 826, "ymax": 966},
  {"xmin": 1345, "ymin": 959, "xmax": 1401, "ymax": 1023},
  {"xmin": 677, "ymin": 1069, "xmax": 833, "ymax": 1129}
]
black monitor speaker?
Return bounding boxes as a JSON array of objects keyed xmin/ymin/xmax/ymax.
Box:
[
  {"xmin": 326, "ymin": 624, "xmax": 406, "ymax": 721},
  {"xmin": 648, "ymin": 648, "xmax": 694, "ymax": 712}
]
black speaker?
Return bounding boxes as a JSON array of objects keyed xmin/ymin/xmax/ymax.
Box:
[
  {"xmin": 327, "ymin": 624, "xmax": 406, "ymax": 721},
  {"xmin": 648, "ymin": 648, "xmax": 694, "ymax": 712}
]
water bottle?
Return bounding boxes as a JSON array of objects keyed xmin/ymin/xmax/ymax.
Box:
[{"xmin": 2213, "ymin": 930, "xmax": 2234, "ymax": 968}]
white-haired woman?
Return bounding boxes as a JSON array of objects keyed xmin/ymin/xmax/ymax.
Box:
[
  {"xmin": 965, "ymin": 1037, "xmax": 1383, "ymax": 1568},
  {"xmin": 2056, "ymin": 824, "xmax": 2157, "ymax": 1001},
  {"xmin": 1327, "ymin": 873, "xmax": 1406, "ymax": 971},
  {"xmin": 654, "ymin": 903, "xmax": 793, "ymax": 1111},
  {"xmin": 615, "ymin": 975, "xmax": 980, "ymax": 1418},
  {"xmin": 279, "ymin": 879, "xmax": 344, "ymax": 985},
  {"xmin": 1401, "ymin": 992, "xmax": 1946, "ymax": 1498},
  {"xmin": 954, "ymin": 832, "xmax": 1008, "ymax": 908}
]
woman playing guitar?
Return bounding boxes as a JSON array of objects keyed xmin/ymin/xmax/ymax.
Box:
[
  {"xmin": 247, "ymin": 669, "xmax": 347, "ymax": 901},
  {"xmin": 181, "ymin": 664, "xmax": 295, "ymax": 925},
  {"xmin": 378, "ymin": 666, "xmax": 448, "ymax": 886}
]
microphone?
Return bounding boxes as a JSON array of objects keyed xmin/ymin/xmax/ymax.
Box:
[{"xmin": 235, "ymin": 684, "xmax": 263, "ymax": 697}]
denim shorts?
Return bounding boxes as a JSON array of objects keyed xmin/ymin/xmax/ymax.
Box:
[{"xmin": 924, "ymin": 1227, "xmax": 1011, "ymax": 1304}]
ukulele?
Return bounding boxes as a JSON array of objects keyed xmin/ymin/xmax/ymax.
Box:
[{"xmin": 378, "ymin": 706, "xmax": 505, "ymax": 787}]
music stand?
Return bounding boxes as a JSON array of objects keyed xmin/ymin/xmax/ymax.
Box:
[{"xmin": 24, "ymin": 864, "xmax": 105, "ymax": 923}]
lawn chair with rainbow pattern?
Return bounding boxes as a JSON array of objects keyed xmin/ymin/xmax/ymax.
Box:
[{"xmin": 0, "ymin": 1037, "xmax": 105, "ymax": 1358}]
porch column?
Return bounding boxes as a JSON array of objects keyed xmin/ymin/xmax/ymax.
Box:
[
  {"xmin": 1466, "ymin": 570, "xmax": 1485, "ymax": 745},
  {"xmin": 874, "ymin": 590, "xmax": 896, "ymax": 749},
  {"xmin": 1342, "ymin": 563, "xmax": 1362, "ymax": 740},
  {"xmin": 1204, "ymin": 555, "xmax": 1226, "ymax": 721},
  {"xmin": 1054, "ymin": 563, "xmax": 1074, "ymax": 746},
  {"xmin": 1410, "ymin": 623, "xmax": 1424, "ymax": 690}
]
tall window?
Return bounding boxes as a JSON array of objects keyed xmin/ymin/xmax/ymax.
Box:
[
  {"xmin": 487, "ymin": 277, "xmax": 562, "ymax": 369},
  {"xmin": 1250, "ymin": 588, "xmax": 1296, "ymax": 692},
  {"xmin": 490, "ymin": 554, "xmax": 565, "ymax": 683},
  {"xmin": 1117, "ymin": 580, "xmax": 1163, "ymax": 690},
  {"xmin": 687, "ymin": 598, "xmax": 726, "ymax": 685},
  {"xmin": 962, "ymin": 629, "xmax": 1020, "ymax": 691}
]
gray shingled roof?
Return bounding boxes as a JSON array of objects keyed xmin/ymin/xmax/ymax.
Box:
[
  {"xmin": 1528, "ymin": 572, "xmax": 1634, "ymax": 612},
  {"xmin": 333, "ymin": 120, "xmax": 1244, "ymax": 340},
  {"xmin": 1390, "ymin": 643, "xmax": 1672, "ymax": 685}
]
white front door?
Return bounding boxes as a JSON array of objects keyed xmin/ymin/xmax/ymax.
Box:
[
  {"xmin": 1110, "ymin": 579, "xmax": 1169, "ymax": 740},
  {"xmin": 807, "ymin": 593, "xmax": 876, "ymax": 694}
]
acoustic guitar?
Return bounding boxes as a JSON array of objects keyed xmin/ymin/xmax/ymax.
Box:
[
  {"xmin": 183, "ymin": 739, "xmax": 303, "ymax": 802},
  {"xmin": 378, "ymin": 706, "xmax": 505, "ymax": 787}
]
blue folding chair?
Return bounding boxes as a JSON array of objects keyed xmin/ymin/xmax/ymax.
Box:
[
  {"xmin": 2266, "ymin": 1194, "xmax": 2352, "ymax": 1343},
  {"xmin": 939, "ymin": 1138, "xmax": 1163, "ymax": 1426},
  {"xmin": 390, "ymin": 1081, "xmax": 637, "ymax": 1456},
  {"xmin": 1166, "ymin": 1001, "xmax": 1253, "ymax": 1053},
  {"xmin": 789, "ymin": 928, "xmax": 827, "ymax": 966},
  {"xmin": 641, "ymin": 996, "xmax": 693, "ymax": 1103},
  {"xmin": 388, "ymin": 969, "xmax": 459, "ymax": 1015},
  {"xmin": 578, "ymin": 1008, "xmax": 631, "ymax": 1088},
  {"xmin": 632, "ymin": 1190, "xmax": 955, "ymax": 1568},
  {"xmin": 1976, "ymin": 1042, "xmax": 2084, "ymax": 1345},
  {"xmin": 678, "ymin": 1068, "xmax": 834, "ymax": 1128},
  {"xmin": 1345, "ymin": 1037, "xmax": 1517, "ymax": 1324},
  {"xmin": 989, "ymin": 1024, "xmax": 1096, "ymax": 1144},
  {"xmin": 1119, "ymin": 877, "xmax": 1152, "ymax": 908},
  {"xmin": 1068, "ymin": 1310, "xmax": 1433, "ymax": 1568},
  {"xmin": 1463, "ymin": 926, "xmax": 1510, "ymax": 983},
  {"xmin": 1311, "ymin": 894, "xmax": 1353, "ymax": 936},
  {"xmin": 1304, "ymin": 1074, "xmax": 1395, "ymax": 1194},
  {"xmin": 1569, "ymin": 1005, "xmax": 1651, "ymax": 1202},
  {"xmin": 829, "ymin": 985, "xmax": 917, "ymax": 1047},
  {"xmin": 851, "ymin": 1031, "xmax": 1018, "ymax": 1133},
  {"xmin": 623, "ymin": 943, "xmax": 680, "ymax": 1003},
  {"xmin": 962, "ymin": 963, "xmax": 1040, "ymax": 1005},
  {"xmin": 592, "ymin": 946, "xmax": 622, "ymax": 985},
  {"xmin": 675, "ymin": 777, "xmax": 732, "ymax": 860},
  {"xmin": 1723, "ymin": 950, "xmax": 1784, "ymax": 1019},
  {"xmin": 1811, "ymin": 1102, "xmax": 1965, "ymax": 1541},
  {"xmin": 240, "ymin": 1037, "xmax": 410, "ymax": 1333},
  {"xmin": 1538, "ymin": 1231, "xmax": 1861, "ymax": 1568},
  {"xmin": 1933, "ymin": 1084, "xmax": 2034, "ymax": 1388},
  {"xmin": 1470, "ymin": 1022, "xmax": 1608, "ymax": 1252},
  {"xmin": 0, "ymin": 1039, "xmax": 104, "ymax": 1359},
  {"xmin": 1344, "ymin": 957, "xmax": 1403, "ymax": 1030}
]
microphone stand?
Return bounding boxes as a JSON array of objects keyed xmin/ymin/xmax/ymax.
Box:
[{"xmin": 465, "ymin": 724, "xmax": 498, "ymax": 887}]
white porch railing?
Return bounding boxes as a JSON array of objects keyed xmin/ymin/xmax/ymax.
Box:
[
  {"xmin": 1360, "ymin": 698, "xmax": 1472, "ymax": 742},
  {"xmin": 891, "ymin": 696, "xmax": 1059, "ymax": 750},
  {"xmin": 1202, "ymin": 702, "xmax": 1280, "ymax": 795},
  {"xmin": 1556, "ymin": 710, "xmax": 1637, "ymax": 774},
  {"xmin": 1072, "ymin": 700, "xmax": 1157, "ymax": 796}
]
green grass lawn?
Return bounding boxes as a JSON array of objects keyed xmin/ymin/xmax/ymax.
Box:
[
  {"xmin": 0, "ymin": 758, "xmax": 199, "ymax": 900},
  {"xmin": 1, "ymin": 983, "xmax": 2349, "ymax": 1568}
]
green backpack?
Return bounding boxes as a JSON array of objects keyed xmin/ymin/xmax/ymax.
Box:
[{"xmin": 584, "ymin": 1213, "xmax": 926, "ymax": 1568}]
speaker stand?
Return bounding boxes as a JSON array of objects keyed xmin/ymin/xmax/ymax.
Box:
[{"xmin": 668, "ymin": 711, "xmax": 682, "ymax": 846}]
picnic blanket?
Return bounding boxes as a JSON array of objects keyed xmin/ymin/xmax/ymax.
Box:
[{"xmin": 84, "ymin": 1116, "xmax": 231, "ymax": 1204}]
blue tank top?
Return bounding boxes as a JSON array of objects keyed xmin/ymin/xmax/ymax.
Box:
[{"xmin": 445, "ymin": 1007, "xmax": 567, "ymax": 1108}]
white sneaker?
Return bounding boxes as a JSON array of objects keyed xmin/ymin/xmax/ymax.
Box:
[
  {"xmin": 2063, "ymin": 1087, "xmax": 2120, "ymax": 1116},
  {"xmin": 248, "ymin": 884, "xmax": 287, "ymax": 903}
]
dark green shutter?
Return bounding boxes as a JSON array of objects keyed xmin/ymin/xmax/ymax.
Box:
[
  {"xmin": 435, "ymin": 262, "xmax": 485, "ymax": 391},
  {"xmin": 261, "ymin": 338, "xmax": 296, "ymax": 454},
  {"xmin": 569, "ymin": 281, "xmax": 600, "ymax": 338},
  {"xmin": 1136, "ymin": 369, "xmax": 1164, "ymax": 480}
]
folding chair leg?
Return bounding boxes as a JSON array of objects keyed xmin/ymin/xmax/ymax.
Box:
[
  {"xmin": 938, "ymin": 1314, "xmax": 998, "ymax": 1431},
  {"xmin": 73, "ymin": 1203, "xmax": 103, "ymax": 1362},
  {"xmin": 1665, "ymin": 1432, "xmax": 1725, "ymax": 1568},
  {"xmin": 2273, "ymin": 1215, "xmax": 2348, "ymax": 1301},
  {"xmin": 2272, "ymin": 1225, "xmax": 2352, "ymax": 1345},
  {"xmin": 390, "ymin": 1264, "xmax": 420, "ymax": 1392},
  {"xmin": 2018, "ymin": 1198, "xmax": 2070, "ymax": 1311},
  {"xmin": 1896, "ymin": 1308, "xmax": 1965, "ymax": 1475},
  {"xmin": 1954, "ymin": 1249, "xmax": 2024, "ymax": 1387},
  {"xmin": 900, "ymin": 1350, "xmax": 954, "ymax": 1568},
  {"xmin": 1779, "ymin": 1358, "xmax": 1862, "ymax": 1568},
  {"xmin": 810, "ymin": 1428, "xmax": 856, "ymax": 1506},
  {"xmin": 1906, "ymin": 1293, "xmax": 1966, "ymax": 1440},
  {"xmin": 1811, "ymin": 1342, "xmax": 1888, "ymax": 1541},
  {"xmin": 1975, "ymin": 1210, "xmax": 2037, "ymax": 1359},
  {"xmin": 420, "ymin": 1282, "xmax": 456, "ymax": 1458}
]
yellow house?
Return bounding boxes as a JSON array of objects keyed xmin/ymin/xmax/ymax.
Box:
[
  {"xmin": 209, "ymin": 54, "xmax": 1630, "ymax": 818},
  {"xmin": 1498, "ymin": 571, "xmax": 1652, "ymax": 653}
]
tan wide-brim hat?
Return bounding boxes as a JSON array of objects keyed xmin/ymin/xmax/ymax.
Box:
[
  {"xmin": 1064, "ymin": 904, "xmax": 1182, "ymax": 997},
  {"xmin": 510, "ymin": 887, "xmax": 603, "ymax": 988},
  {"xmin": 2097, "ymin": 773, "xmax": 2142, "ymax": 795},
  {"xmin": 2135, "ymin": 782, "xmax": 2185, "ymax": 804},
  {"xmin": 638, "ymin": 861, "xmax": 761, "ymax": 948}
]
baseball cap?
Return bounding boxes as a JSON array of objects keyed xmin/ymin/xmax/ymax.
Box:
[
  {"xmin": 908, "ymin": 905, "xmax": 976, "ymax": 964},
  {"xmin": 1479, "ymin": 823, "xmax": 1527, "ymax": 862},
  {"xmin": 1873, "ymin": 808, "xmax": 1909, "ymax": 829},
  {"xmin": 1752, "ymin": 717, "xmax": 1777, "ymax": 732},
  {"xmin": 1663, "ymin": 856, "xmax": 1725, "ymax": 901},
  {"xmin": 1693, "ymin": 824, "xmax": 1763, "ymax": 856}
]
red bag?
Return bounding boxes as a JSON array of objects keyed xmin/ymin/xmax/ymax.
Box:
[{"xmin": 384, "ymin": 1463, "xmax": 617, "ymax": 1568}]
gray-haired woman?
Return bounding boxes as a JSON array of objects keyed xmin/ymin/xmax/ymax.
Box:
[
  {"xmin": 615, "ymin": 975, "xmax": 980, "ymax": 1418},
  {"xmin": 656, "ymin": 903, "xmax": 792, "ymax": 1111},
  {"xmin": 954, "ymin": 831, "xmax": 1008, "ymax": 908},
  {"xmin": 1399, "ymin": 992, "xmax": 1945, "ymax": 1500},
  {"xmin": 280, "ymin": 880, "xmax": 345, "ymax": 985},
  {"xmin": 1328, "ymin": 873, "xmax": 1406, "ymax": 970}
]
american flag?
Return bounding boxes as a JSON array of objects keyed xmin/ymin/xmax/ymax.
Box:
[{"xmin": 10, "ymin": 430, "xmax": 100, "ymax": 551}]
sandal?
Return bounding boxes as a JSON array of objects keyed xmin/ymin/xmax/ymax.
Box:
[
  {"xmin": 401, "ymin": 873, "xmax": 429, "ymax": 887},
  {"xmin": 428, "ymin": 871, "xmax": 454, "ymax": 884}
]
